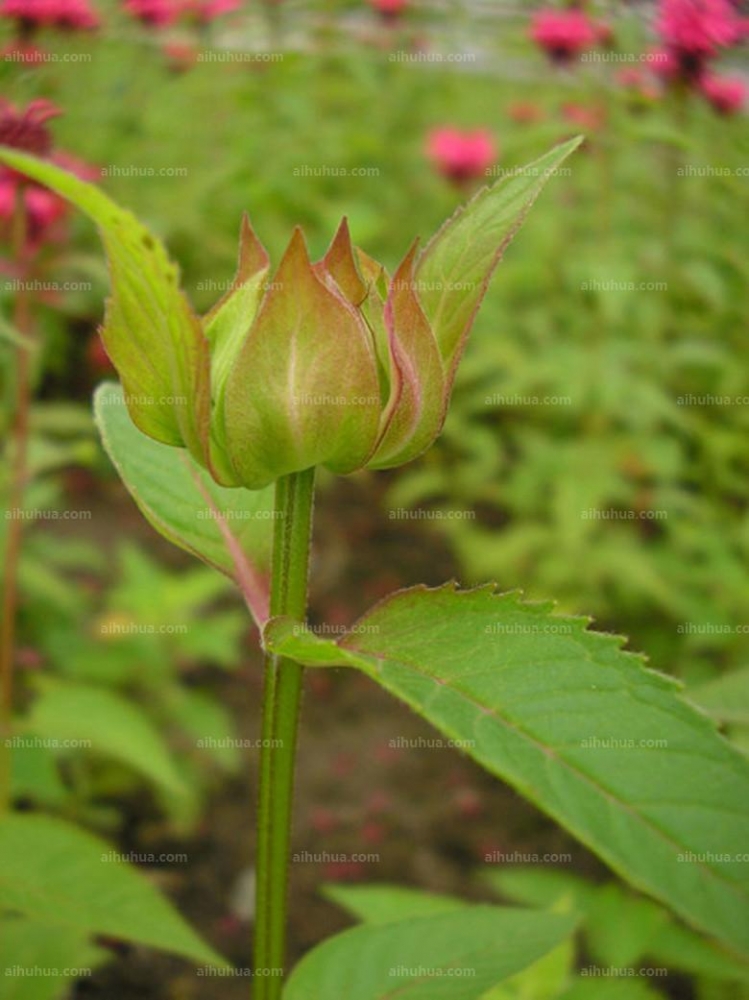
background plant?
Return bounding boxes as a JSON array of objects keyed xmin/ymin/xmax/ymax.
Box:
[{"xmin": 1, "ymin": 1, "xmax": 748, "ymax": 998}]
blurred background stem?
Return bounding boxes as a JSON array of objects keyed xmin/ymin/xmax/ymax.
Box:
[
  {"xmin": 253, "ymin": 467, "xmax": 315, "ymax": 999},
  {"xmin": 0, "ymin": 191, "xmax": 33, "ymax": 814}
]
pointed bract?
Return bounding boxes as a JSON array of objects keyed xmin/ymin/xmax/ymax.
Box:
[
  {"xmin": 369, "ymin": 241, "xmax": 446, "ymax": 469},
  {"xmin": 204, "ymin": 214, "xmax": 271, "ymax": 485},
  {"xmin": 315, "ymin": 218, "xmax": 368, "ymax": 307}
]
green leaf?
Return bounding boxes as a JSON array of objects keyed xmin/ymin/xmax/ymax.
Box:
[
  {"xmin": 10, "ymin": 742, "xmax": 69, "ymax": 808},
  {"xmin": 283, "ymin": 906, "xmax": 576, "ymax": 1000},
  {"xmin": 94, "ymin": 382, "xmax": 272, "ymax": 626},
  {"xmin": 688, "ymin": 668, "xmax": 749, "ymax": 727},
  {"xmin": 323, "ymin": 883, "xmax": 465, "ymax": 925},
  {"xmin": 416, "ymin": 138, "xmax": 582, "ymax": 379},
  {"xmin": 167, "ymin": 688, "xmax": 241, "ymax": 773},
  {"xmin": 558, "ymin": 981, "xmax": 663, "ymax": 1000},
  {"xmin": 0, "ymin": 915, "xmax": 108, "ymax": 1000},
  {"xmin": 0, "ymin": 814, "xmax": 228, "ymax": 967},
  {"xmin": 0, "ymin": 146, "xmax": 210, "ymax": 462},
  {"xmin": 27, "ymin": 682, "xmax": 189, "ymax": 799},
  {"xmin": 264, "ymin": 585, "xmax": 749, "ymax": 960},
  {"xmin": 481, "ymin": 938, "xmax": 574, "ymax": 1000},
  {"xmin": 488, "ymin": 868, "xmax": 749, "ymax": 984}
]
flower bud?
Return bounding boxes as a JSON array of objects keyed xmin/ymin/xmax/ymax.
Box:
[{"xmin": 0, "ymin": 138, "xmax": 581, "ymax": 491}]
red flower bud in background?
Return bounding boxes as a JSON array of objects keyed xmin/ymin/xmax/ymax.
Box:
[
  {"xmin": 700, "ymin": 72, "xmax": 747, "ymax": 114},
  {"xmin": 530, "ymin": 8, "xmax": 598, "ymax": 63},
  {"xmin": 507, "ymin": 101, "xmax": 545, "ymax": 125},
  {"xmin": 561, "ymin": 102, "xmax": 606, "ymax": 133},
  {"xmin": 1, "ymin": 39, "xmax": 46, "ymax": 60},
  {"xmin": 426, "ymin": 127, "xmax": 497, "ymax": 186},
  {"xmin": 162, "ymin": 39, "xmax": 198, "ymax": 71},
  {"xmin": 368, "ymin": 0, "xmax": 408, "ymax": 23},
  {"xmin": 616, "ymin": 67, "xmax": 660, "ymax": 104},
  {"xmin": 0, "ymin": 100, "xmax": 96, "ymax": 250},
  {"xmin": 123, "ymin": 0, "xmax": 181, "ymax": 27},
  {"xmin": 181, "ymin": 0, "xmax": 239, "ymax": 24}
]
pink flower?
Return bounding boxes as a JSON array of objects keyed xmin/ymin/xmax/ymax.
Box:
[
  {"xmin": 123, "ymin": 0, "xmax": 181, "ymax": 26},
  {"xmin": 700, "ymin": 72, "xmax": 747, "ymax": 114},
  {"xmin": 368, "ymin": 0, "xmax": 408, "ymax": 19},
  {"xmin": 0, "ymin": 0, "xmax": 99, "ymax": 29},
  {"xmin": 0, "ymin": 100, "xmax": 95, "ymax": 249},
  {"xmin": 657, "ymin": 0, "xmax": 747, "ymax": 71},
  {"xmin": 530, "ymin": 9, "xmax": 599, "ymax": 62},
  {"xmin": 426, "ymin": 127, "xmax": 497, "ymax": 184},
  {"xmin": 0, "ymin": 98, "xmax": 60, "ymax": 160}
]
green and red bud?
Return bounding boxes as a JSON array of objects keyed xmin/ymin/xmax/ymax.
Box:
[{"xmin": 0, "ymin": 138, "xmax": 580, "ymax": 491}]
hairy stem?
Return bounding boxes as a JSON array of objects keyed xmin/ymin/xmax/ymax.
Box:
[{"xmin": 253, "ymin": 467, "xmax": 315, "ymax": 999}]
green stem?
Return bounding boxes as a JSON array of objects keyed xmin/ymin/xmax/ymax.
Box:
[
  {"xmin": 0, "ymin": 192, "xmax": 33, "ymax": 814},
  {"xmin": 253, "ymin": 467, "xmax": 315, "ymax": 999}
]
